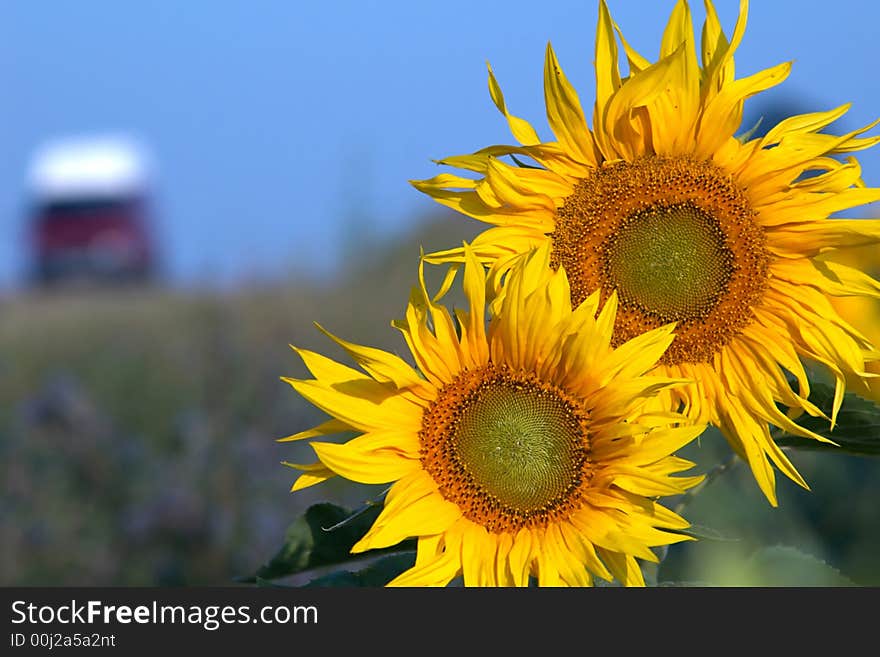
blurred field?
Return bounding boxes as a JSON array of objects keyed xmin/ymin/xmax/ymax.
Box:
[
  {"xmin": 0, "ymin": 214, "xmax": 478, "ymax": 585},
  {"xmin": 2, "ymin": 214, "xmax": 879, "ymax": 586}
]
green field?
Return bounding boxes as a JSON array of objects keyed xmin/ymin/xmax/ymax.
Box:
[{"xmin": 3, "ymin": 215, "xmax": 879, "ymax": 586}]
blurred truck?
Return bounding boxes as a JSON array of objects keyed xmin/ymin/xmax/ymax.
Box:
[{"xmin": 26, "ymin": 135, "xmax": 158, "ymax": 286}]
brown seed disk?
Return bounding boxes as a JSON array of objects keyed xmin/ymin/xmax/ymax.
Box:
[
  {"xmin": 420, "ymin": 363, "xmax": 594, "ymax": 534},
  {"xmin": 551, "ymin": 155, "xmax": 769, "ymax": 365}
]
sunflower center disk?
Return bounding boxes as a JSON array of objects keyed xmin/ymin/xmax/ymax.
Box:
[
  {"xmin": 551, "ymin": 156, "xmax": 770, "ymax": 365},
  {"xmin": 603, "ymin": 203, "xmax": 733, "ymax": 322},
  {"xmin": 420, "ymin": 365, "xmax": 592, "ymax": 533},
  {"xmin": 455, "ymin": 384, "xmax": 580, "ymax": 511}
]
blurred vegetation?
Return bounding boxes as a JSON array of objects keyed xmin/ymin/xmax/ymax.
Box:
[
  {"xmin": 659, "ymin": 431, "xmax": 880, "ymax": 586},
  {"xmin": 2, "ymin": 212, "xmax": 879, "ymax": 586},
  {"xmin": 0, "ymin": 213, "xmax": 478, "ymax": 585}
]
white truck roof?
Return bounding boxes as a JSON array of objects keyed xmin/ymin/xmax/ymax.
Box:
[{"xmin": 27, "ymin": 135, "xmax": 151, "ymax": 200}]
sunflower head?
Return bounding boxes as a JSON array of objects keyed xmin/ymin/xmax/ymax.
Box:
[
  {"xmin": 281, "ymin": 245, "xmax": 706, "ymax": 586},
  {"xmin": 412, "ymin": 0, "xmax": 880, "ymax": 506}
]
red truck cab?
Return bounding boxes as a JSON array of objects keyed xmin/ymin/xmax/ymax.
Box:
[{"xmin": 27, "ymin": 136, "xmax": 157, "ymax": 285}]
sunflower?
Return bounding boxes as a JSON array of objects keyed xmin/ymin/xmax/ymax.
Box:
[
  {"xmin": 412, "ymin": 0, "xmax": 880, "ymax": 505},
  {"xmin": 282, "ymin": 245, "xmax": 704, "ymax": 586}
]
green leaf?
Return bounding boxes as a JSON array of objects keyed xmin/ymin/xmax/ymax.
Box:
[
  {"xmin": 744, "ymin": 545, "xmax": 857, "ymax": 586},
  {"xmin": 661, "ymin": 546, "xmax": 858, "ymax": 587},
  {"xmin": 302, "ymin": 553, "xmax": 417, "ymax": 587},
  {"xmin": 239, "ymin": 502, "xmax": 416, "ymax": 583},
  {"xmin": 775, "ymin": 382, "xmax": 880, "ymax": 456}
]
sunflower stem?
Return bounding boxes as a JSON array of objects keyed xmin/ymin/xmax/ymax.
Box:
[
  {"xmin": 674, "ymin": 451, "xmax": 740, "ymax": 517},
  {"xmin": 320, "ymin": 486, "xmax": 391, "ymax": 532}
]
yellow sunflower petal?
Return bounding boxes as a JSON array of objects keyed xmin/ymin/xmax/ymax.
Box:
[
  {"xmin": 461, "ymin": 522, "xmax": 499, "ymax": 587},
  {"xmin": 283, "ymin": 461, "xmax": 336, "ymax": 492},
  {"xmin": 696, "ymin": 61, "xmax": 792, "ymax": 158},
  {"xmin": 313, "ymin": 323, "xmax": 432, "ymax": 397},
  {"xmin": 594, "ymin": 0, "xmax": 621, "ymax": 118},
  {"xmin": 602, "ymin": 53, "xmax": 678, "ymax": 160},
  {"xmin": 311, "ymin": 440, "xmax": 419, "ymax": 486},
  {"xmin": 487, "ymin": 62, "xmax": 542, "ymax": 146},
  {"xmin": 387, "ymin": 529, "xmax": 463, "ymax": 587},
  {"xmin": 701, "ymin": 0, "xmax": 748, "ymax": 99},
  {"xmin": 276, "ymin": 417, "xmax": 350, "ymax": 443},
  {"xmin": 284, "ymin": 378, "xmax": 420, "ymax": 433},
  {"xmin": 597, "ymin": 549, "xmax": 646, "ymax": 587},
  {"xmin": 653, "ymin": 0, "xmax": 700, "ymax": 153},
  {"xmin": 544, "ymin": 42, "xmax": 600, "ymax": 166},
  {"xmin": 353, "ymin": 473, "xmax": 461, "ymax": 552}
]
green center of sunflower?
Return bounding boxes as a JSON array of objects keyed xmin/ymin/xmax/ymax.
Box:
[
  {"xmin": 420, "ymin": 364, "xmax": 592, "ymax": 534},
  {"xmin": 602, "ymin": 202, "xmax": 734, "ymax": 321},
  {"xmin": 454, "ymin": 382, "xmax": 581, "ymax": 511}
]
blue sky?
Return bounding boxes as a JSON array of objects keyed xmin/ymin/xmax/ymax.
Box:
[{"xmin": 1, "ymin": 0, "xmax": 878, "ymax": 290}]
